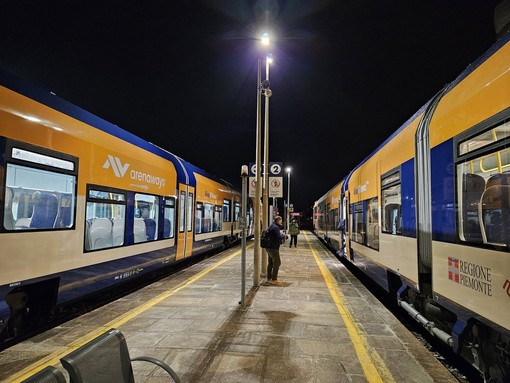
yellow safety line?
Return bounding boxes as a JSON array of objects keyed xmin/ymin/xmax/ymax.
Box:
[
  {"xmin": 7, "ymin": 248, "xmax": 242, "ymax": 383},
  {"xmin": 304, "ymin": 232, "xmax": 395, "ymax": 383}
]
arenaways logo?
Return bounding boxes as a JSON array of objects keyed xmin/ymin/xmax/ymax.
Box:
[
  {"xmin": 103, "ymin": 155, "xmax": 129, "ymax": 177},
  {"xmin": 103, "ymin": 154, "xmax": 166, "ymax": 189}
]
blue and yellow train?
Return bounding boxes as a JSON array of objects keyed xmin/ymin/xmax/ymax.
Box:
[
  {"xmin": 0, "ymin": 70, "xmax": 253, "ymax": 344},
  {"xmin": 314, "ymin": 32, "xmax": 510, "ymax": 381}
]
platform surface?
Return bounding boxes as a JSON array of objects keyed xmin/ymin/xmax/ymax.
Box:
[{"xmin": 0, "ymin": 232, "xmax": 457, "ymax": 382}]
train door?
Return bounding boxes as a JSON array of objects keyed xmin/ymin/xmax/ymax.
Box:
[
  {"xmin": 343, "ymin": 192, "xmax": 353, "ymax": 260},
  {"xmin": 176, "ymin": 184, "xmax": 194, "ymax": 260}
]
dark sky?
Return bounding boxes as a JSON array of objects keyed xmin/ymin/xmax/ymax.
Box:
[{"xmin": 0, "ymin": 0, "xmax": 500, "ymax": 217}]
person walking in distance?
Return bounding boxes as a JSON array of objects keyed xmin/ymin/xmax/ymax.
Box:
[
  {"xmin": 265, "ymin": 216, "xmax": 285, "ymax": 285},
  {"xmin": 288, "ymin": 218, "xmax": 300, "ymax": 247}
]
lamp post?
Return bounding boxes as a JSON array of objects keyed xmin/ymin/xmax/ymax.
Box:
[
  {"xmin": 240, "ymin": 165, "xmax": 248, "ymax": 307},
  {"xmin": 286, "ymin": 167, "xmax": 291, "ymax": 233},
  {"xmin": 253, "ymin": 32, "xmax": 270, "ymax": 287},
  {"xmin": 253, "ymin": 58, "xmax": 262, "ymax": 287},
  {"xmin": 261, "ymin": 52, "xmax": 272, "ymax": 275}
]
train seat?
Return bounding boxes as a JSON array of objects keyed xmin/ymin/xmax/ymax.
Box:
[
  {"xmin": 3, "ymin": 186, "xmax": 15, "ymax": 230},
  {"xmin": 29, "ymin": 191, "xmax": 58, "ymax": 229},
  {"xmin": 89, "ymin": 218, "xmax": 113, "ymax": 250},
  {"xmin": 54, "ymin": 194, "xmax": 73, "ymax": 228},
  {"xmin": 461, "ymin": 173, "xmax": 485, "ymax": 243},
  {"xmin": 15, "ymin": 217, "xmax": 32, "ymax": 229},
  {"xmin": 486, "ymin": 172, "xmax": 510, "ymax": 188},
  {"xmin": 84, "ymin": 219, "xmax": 91, "ymax": 250},
  {"xmin": 112, "ymin": 218, "xmax": 125, "ymax": 246},
  {"xmin": 133, "ymin": 218, "xmax": 147, "ymax": 243},
  {"xmin": 164, "ymin": 218, "xmax": 171, "ymax": 238},
  {"xmin": 480, "ymin": 184, "xmax": 510, "ymax": 246},
  {"xmin": 143, "ymin": 218, "xmax": 156, "ymax": 240}
]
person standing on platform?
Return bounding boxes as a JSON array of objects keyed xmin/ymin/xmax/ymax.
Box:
[
  {"xmin": 265, "ymin": 216, "xmax": 285, "ymax": 285},
  {"xmin": 288, "ymin": 218, "xmax": 300, "ymax": 247}
]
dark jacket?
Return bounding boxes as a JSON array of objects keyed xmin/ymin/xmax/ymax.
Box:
[{"xmin": 266, "ymin": 221, "xmax": 285, "ymax": 249}]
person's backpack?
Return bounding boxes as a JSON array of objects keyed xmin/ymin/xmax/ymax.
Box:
[{"xmin": 260, "ymin": 229, "xmax": 271, "ymax": 248}]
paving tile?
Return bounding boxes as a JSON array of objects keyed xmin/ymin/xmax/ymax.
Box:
[{"xmin": 0, "ymin": 237, "xmax": 457, "ymax": 383}]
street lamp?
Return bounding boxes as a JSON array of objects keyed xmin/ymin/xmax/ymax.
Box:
[
  {"xmin": 286, "ymin": 167, "xmax": 291, "ymax": 232},
  {"xmin": 262, "ymin": 52, "xmax": 272, "ymax": 276},
  {"xmin": 253, "ymin": 32, "xmax": 271, "ymax": 286},
  {"xmin": 261, "ymin": 32, "xmax": 270, "ymax": 46}
]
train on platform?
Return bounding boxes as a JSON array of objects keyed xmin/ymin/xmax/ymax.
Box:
[
  {"xmin": 0, "ymin": 70, "xmax": 253, "ymax": 346},
  {"xmin": 313, "ymin": 32, "xmax": 510, "ymax": 382}
]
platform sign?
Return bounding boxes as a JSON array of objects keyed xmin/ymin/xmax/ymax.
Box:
[
  {"xmin": 248, "ymin": 163, "xmax": 257, "ymax": 198},
  {"xmin": 249, "ymin": 177, "xmax": 256, "ymax": 198},
  {"xmin": 268, "ymin": 162, "xmax": 283, "ymax": 197},
  {"xmin": 249, "ymin": 162, "xmax": 283, "ymax": 198},
  {"xmin": 248, "ymin": 163, "xmax": 259, "ymax": 177},
  {"xmin": 269, "ymin": 176, "xmax": 282, "ymax": 197},
  {"xmin": 269, "ymin": 162, "xmax": 283, "ymax": 176}
]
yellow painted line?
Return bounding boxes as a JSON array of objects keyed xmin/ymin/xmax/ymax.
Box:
[
  {"xmin": 7, "ymin": 248, "xmax": 243, "ymax": 383},
  {"xmin": 304, "ymin": 232, "xmax": 395, "ymax": 383}
]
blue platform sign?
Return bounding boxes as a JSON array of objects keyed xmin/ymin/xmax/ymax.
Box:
[{"xmin": 249, "ymin": 162, "xmax": 283, "ymax": 176}]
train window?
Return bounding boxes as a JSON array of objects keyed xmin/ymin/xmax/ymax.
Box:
[
  {"xmin": 456, "ymin": 126, "xmax": 510, "ymax": 247},
  {"xmin": 223, "ymin": 199, "xmax": 231, "ymax": 222},
  {"xmin": 381, "ymin": 171, "xmax": 400, "ymax": 187},
  {"xmin": 458, "ymin": 120, "xmax": 510, "ymax": 155},
  {"xmin": 381, "ymin": 170, "xmax": 402, "ymax": 235},
  {"xmin": 234, "ymin": 202, "xmax": 240, "ymax": 222},
  {"xmin": 195, "ymin": 202, "xmax": 203, "ymax": 234},
  {"xmin": 5, "ymin": 163, "xmax": 76, "ymax": 231},
  {"xmin": 195, "ymin": 203, "xmax": 222, "ymax": 233},
  {"xmin": 187, "ymin": 192, "xmax": 193, "ymax": 232},
  {"xmin": 328, "ymin": 207, "xmax": 336, "ymax": 232},
  {"xmin": 325, "ymin": 203, "xmax": 330, "ymax": 232},
  {"xmin": 163, "ymin": 198, "xmax": 175, "ymax": 239},
  {"xmin": 85, "ymin": 187, "xmax": 126, "ymax": 251},
  {"xmin": 179, "ymin": 191, "xmax": 185, "ymax": 232},
  {"xmin": 214, "ymin": 205, "xmax": 222, "ymax": 231},
  {"xmin": 317, "ymin": 202, "xmax": 325, "ymax": 231},
  {"xmin": 134, "ymin": 193, "xmax": 159, "ymax": 242},
  {"xmin": 352, "ymin": 202, "xmax": 365, "ymax": 244},
  {"xmin": 366, "ymin": 197, "xmax": 379, "ymax": 250},
  {"xmin": 203, "ymin": 203, "xmax": 214, "ymax": 233}
]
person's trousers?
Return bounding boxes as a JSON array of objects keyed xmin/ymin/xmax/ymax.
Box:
[
  {"xmin": 290, "ymin": 235, "xmax": 297, "ymax": 247},
  {"xmin": 266, "ymin": 248, "xmax": 281, "ymax": 280}
]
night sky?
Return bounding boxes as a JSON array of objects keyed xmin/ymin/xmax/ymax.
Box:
[{"xmin": 0, "ymin": 0, "xmax": 500, "ymax": 218}]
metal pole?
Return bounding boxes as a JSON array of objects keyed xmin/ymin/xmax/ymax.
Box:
[
  {"xmin": 287, "ymin": 170, "xmax": 291, "ymax": 232},
  {"xmin": 262, "ymin": 57, "xmax": 270, "ymax": 276},
  {"xmin": 283, "ymin": 199, "xmax": 286, "ymax": 235},
  {"xmin": 253, "ymin": 58, "xmax": 262, "ymax": 287},
  {"xmin": 240, "ymin": 165, "xmax": 248, "ymax": 307}
]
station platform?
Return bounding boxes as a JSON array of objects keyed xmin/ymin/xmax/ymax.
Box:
[{"xmin": 0, "ymin": 232, "xmax": 458, "ymax": 383}]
